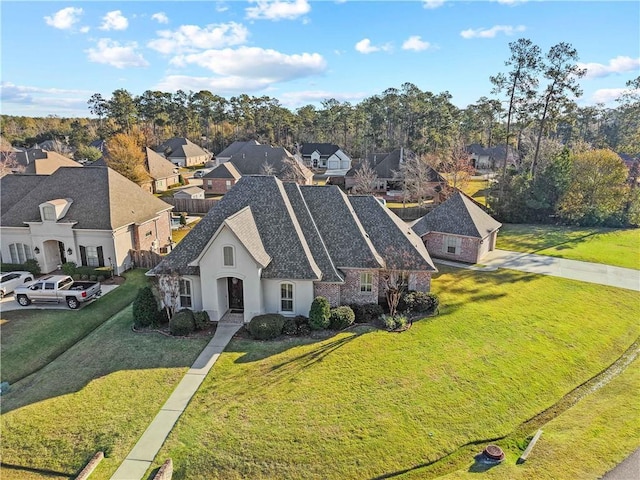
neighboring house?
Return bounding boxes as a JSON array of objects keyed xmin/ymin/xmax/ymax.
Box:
[
  {"xmin": 216, "ymin": 140, "xmax": 261, "ymax": 164},
  {"xmin": 202, "ymin": 162, "xmax": 242, "ymax": 194},
  {"xmin": 467, "ymin": 144, "xmax": 519, "ymax": 170},
  {"xmin": 145, "ymin": 147, "xmax": 180, "ymax": 193},
  {"xmin": 215, "ymin": 142, "xmax": 313, "ymax": 185},
  {"xmin": 345, "ymin": 148, "xmax": 448, "ymax": 203},
  {"xmin": 34, "ymin": 139, "xmax": 75, "ymax": 157},
  {"xmin": 155, "ymin": 137, "xmax": 212, "ymax": 167},
  {"xmin": 174, "ymin": 186, "xmax": 205, "ymax": 199},
  {"xmin": 412, "ymin": 190, "xmax": 502, "ymax": 264},
  {"xmin": 150, "ymin": 175, "xmax": 436, "ymax": 323},
  {"xmin": 0, "ymin": 166, "xmax": 173, "ymax": 275},
  {"xmin": 299, "ymin": 143, "xmax": 352, "ymax": 171},
  {"xmin": 12, "ymin": 149, "xmax": 81, "ymax": 175}
]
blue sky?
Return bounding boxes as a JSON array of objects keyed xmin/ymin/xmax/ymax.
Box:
[{"xmin": 1, "ymin": 1, "xmax": 638, "ymax": 117}]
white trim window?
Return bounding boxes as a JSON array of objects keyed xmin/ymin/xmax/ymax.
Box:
[
  {"xmin": 280, "ymin": 282, "xmax": 294, "ymax": 312},
  {"xmin": 9, "ymin": 243, "xmax": 33, "ymax": 264},
  {"xmin": 360, "ymin": 272, "xmax": 373, "ymax": 293},
  {"xmin": 223, "ymin": 246, "xmax": 235, "ymax": 267},
  {"xmin": 85, "ymin": 246, "xmax": 99, "ymax": 267},
  {"xmin": 42, "ymin": 205, "xmax": 56, "ymax": 221},
  {"xmin": 444, "ymin": 236, "xmax": 462, "ymax": 255},
  {"xmin": 179, "ymin": 279, "xmax": 192, "ymax": 309},
  {"xmin": 225, "ymin": 180, "xmax": 232, "ymax": 190}
]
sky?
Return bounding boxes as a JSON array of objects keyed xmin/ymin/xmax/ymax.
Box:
[{"xmin": 1, "ymin": 0, "xmax": 639, "ymax": 118}]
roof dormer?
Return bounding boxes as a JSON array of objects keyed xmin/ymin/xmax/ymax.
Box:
[{"xmin": 39, "ymin": 198, "xmax": 73, "ymax": 222}]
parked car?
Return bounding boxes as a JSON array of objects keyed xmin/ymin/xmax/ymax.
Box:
[
  {"xmin": 14, "ymin": 275, "xmax": 102, "ymax": 309},
  {"xmin": 193, "ymin": 168, "xmax": 213, "ymax": 178},
  {"xmin": 0, "ymin": 271, "xmax": 34, "ymax": 298}
]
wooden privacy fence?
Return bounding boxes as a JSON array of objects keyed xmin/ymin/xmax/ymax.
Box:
[
  {"xmin": 163, "ymin": 197, "xmax": 219, "ymax": 214},
  {"xmin": 129, "ymin": 249, "xmax": 163, "ymax": 270}
]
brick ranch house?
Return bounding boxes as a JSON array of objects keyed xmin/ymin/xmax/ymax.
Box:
[
  {"xmin": 0, "ymin": 166, "xmax": 173, "ymax": 275},
  {"xmin": 412, "ymin": 190, "xmax": 501, "ymax": 264},
  {"xmin": 150, "ymin": 175, "xmax": 436, "ymax": 323}
]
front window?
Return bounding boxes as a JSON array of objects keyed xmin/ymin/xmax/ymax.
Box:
[
  {"xmin": 444, "ymin": 236, "xmax": 461, "ymax": 255},
  {"xmin": 223, "ymin": 246, "xmax": 234, "ymax": 267},
  {"xmin": 9, "ymin": 243, "xmax": 33, "ymax": 264},
  {"xmin": 86, "ymin": 246, "xmax": 99, "ymax": 267},
  {"xmin": 360, "ymin": 272, "xmax": 373, "ymax": 293},
  {"xmin": 179, "ymin": 279, "xmax": 192, "ymax": 308},
  {"xmin": 280, "ymin": 283, "xmax": 293, "ymax": 312},
  {"xmin": 226, "ymin": 180, "xmax": 232, "ymax": 190}
]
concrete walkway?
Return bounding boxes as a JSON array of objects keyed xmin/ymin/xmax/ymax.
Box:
[
  {"xmin": 479, "ymin": 249, "xmax": 640, "ymax": 292},
  {"xmin": 110, "ymin": 321, "xmax": 242, "ymax": 480},
  {"xmin": 602, "ymin": 447, "xmax": 640, "ymax": 480}
]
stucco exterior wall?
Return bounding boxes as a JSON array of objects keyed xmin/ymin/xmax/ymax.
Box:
[
  {"xmin": 263, "ymin": 279, "xmax": 314, "ymax": 317},
  {"xmin": 340, "ymin": 269, "xmax": 378, "ymax": 305},
  {"xmin": 313, "ymin": 283, "xmax": 341, "ymax": 307},
  {"xmin": 422, "ymin": 232, "xmax": 481, "ymax": 264}
]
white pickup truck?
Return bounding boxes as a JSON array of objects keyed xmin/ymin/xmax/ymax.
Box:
[{"xmin": 14, "ymin": 275, "xmax": 102, "ymax": 309}]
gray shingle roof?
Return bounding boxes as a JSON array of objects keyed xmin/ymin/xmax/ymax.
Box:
[
  {"xmin": 227, "ymin": 144, "xmax": 312, "ymax": 180},
  {"xmin": 152, "ymin": 176, "xmax": 437, "ymax": 281},
  {"xmin": 349, "ymin": 196, "xmax": 437, "ymax": 271},
  {"xmin": 412, "ymin": 190, "xmax": 502, "ymax": 239},
  {"xmin": 204, "ymin": 162, "xmax": 242, "ymax": 180},
  {"xmin": 155, "ymin": 137, "xmax": 208, "ymax": 160},
  {"xmin": 1, "ymin": 166, "xmax": 173, "ymax": 230},
  {"xmin": 216, "ymin": 140, "xmax": 261, "ymax": 158},
  {"xmin": 174, "ymin": 186, "xmax": 204, "ymax": 197},
  {"xmin": 300, "ymin": 143, "xmax": 340, "ymax": 157}
]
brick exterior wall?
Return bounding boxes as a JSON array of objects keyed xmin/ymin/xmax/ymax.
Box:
[
  {"xmin": 313, "ymin": 283, "xmax": 341, "ymax": 307},
  {"xmin": 422, "ymin": 232, "xmax": 480, "ymax": 264},
  {"xmin": 204, "ymin": 178, "xmax": 237, "ymax": 195},
  {"xmin": 377, "ymin": 271, "xmax": 432, "ymax": 302},
  {"xmin": 134, "ymin": 212, "xmax": 172, "ymax": 251},
  {"xmin": 340, "ymin": 269, "xmax": 378, "ymax": 305}
]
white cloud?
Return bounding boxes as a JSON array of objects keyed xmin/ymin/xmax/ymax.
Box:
[
  {"xmin": 493, "ymin": 0, "xmax": 528, "ymax": 5},
  {"xmin": 0, "ymin": 81, "xmax": 91, "ymax": 116},
  {"xmin": 86, "ymin": 39, "xmax": 149, "ymax": 68},
  {"xmin": 245, "ymin": 0, "xmax": 311, "ymax": 20},
  {"xmin": 279, "ymin": 90, "xmax": 368, "ymax": 108},
  {"xmin": 44, "ymin": 7, "xmax": 83, "ymax": 30},
  {"xmin": 151, "ymin": 12, "xmax": 169, "ymax": 24},
  {"xmin": 423, "ymin": 0, "xmax": 445, "ymax": 9},
  {"xmin": 578, "ymin": 56, "xmax": 640, "ymax": 79},
  {"xmin": 80, "ymin": 26, "xmax": 90, "ymax": 34},
  {"xmin": 355, "ymin": 38, "xmax": 392, "ymax": 54},
  {"xmin": 156, "ymin": 75, "xmax": 273, "ymax": 94},
  {"xmin": 402, "ymin": 36, "xmax": 431, "ymax": 52},
  {"xmin": 591, "ymin": 87, "xmax": 639, "ymax": 104},
  {"xmin": 170, "ymin": 46, "xmax": 326, "ymax": 82},
  {"xmin": 460, "ymin": 24, "xmax": 526, "ymax": 39},
  {"xmin": 100, "ymin": 10, "xmax": 129, "ymax": 31},
  {"xmin": 148, "ymin": 22, "xmax": 249, "ymax": 54},
  {"xmin": 216, "ymin": 2, "xmax": 229, "ymax": 12}
]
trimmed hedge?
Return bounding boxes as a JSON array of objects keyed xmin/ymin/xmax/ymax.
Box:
[
  {"xmin": 351, "ymin": 303, "xmax": 383, "ymax": 323},
  {"xmin": 282, "ymin": 317, "xmax": 297, "ymax": 336},
  {"xmin": 2, "ymin": 259, "xmax": 41, "ymax": 276},
  {"xmin": 402, "ymin": 291, "xmax": 439, "ymax": 314},
  {"xmin": 170, "ymin": 309, "xmax": 196, "ymax": 336},
  {"xmin": 309, "ymin": 296, "xmax": 330, "ymax": 330},
  {"xmin": 133, "ymin": 286, "xmax": 159, "ymax": 328},
  {"xmin": 329, "ymin": 306, "xmax": 355, "ymax": 330},
  {"xmin": 248, "ymin": 314, "xmax": 285, "ymax": 340},
  {"xmin": 193, "ymin": 311, "xmax": 211, "ymax": 331}
]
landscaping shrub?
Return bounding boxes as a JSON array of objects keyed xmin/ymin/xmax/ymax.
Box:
[
  {"xmin": 403, "ymin": 291, "xmax": 440, "ymax": 314},
  {"xmin": 351, "ymin": 303, "xmax": 383, "ymax": 323},
  {"xmin": 294, "ymin": 315, "xmax": 309, "ymax": 327},
  {"xmin": 133, "ymin": 287, "xmax": 159, "ymax": 328},
  {"xmin": 2, "ymin": 260, "xmax": 41, "ymax": 276},
  {"xmin": 282, "ymin": 317, "xmax": 297, "ymax": 336},
  {"xmin": 248, "ymin": 314, "xmax": 285, "ymax": 340},
  {"xmin": 309, "ymin": 296, "xmax": 330, "ymax": 330},
  {"xmin": 193, "ymin": 311, "xmax": 210, "ymax": 331},
  {"xmin": 170, "ymin": 309, "xmax": 196, "ymax": 336},
  {"xmin": 62, "ymin": 262, "xmax": 77, "ymax": 276},
  {"xmin": 329, "ymin": 306, "xmax": 355, "ymax": 330},
  {"xmin": 381, "ymin": 314, "xmax": 409, "ymax": 331}
]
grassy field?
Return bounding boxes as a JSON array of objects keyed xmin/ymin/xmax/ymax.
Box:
[
  {"xmin": 0, "ymin": 304, "xmax": 212, "ymax": 480},
  {"xmin": 497, "ymin": 224, "xmax": 640, "ymax": 270},
  {"xmin": 146, "ymin": 267, "xmax": 639, "ymax": 480},
  {"xmin": 171, "ymin": 217, "xmax": 202, "ymax": 244},
  {"xmin": 461, "ymin": 178, "xmax": 491, "ymax": 205},
  {"xmin": 1, "ymin": 269, "xmax": 148, "ymax": 384}
]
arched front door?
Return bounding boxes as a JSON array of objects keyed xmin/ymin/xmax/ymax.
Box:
[
  {"xmin": 41, "ymin": 240, "xmax": 66, "ymax": 273},
  {"xmin": 227, "ymin": 277, "xmax": 244, "ymax": 312}
]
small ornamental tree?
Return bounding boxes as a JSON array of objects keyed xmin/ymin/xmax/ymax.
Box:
[
  {"xmin": 133, "ymin": 286, "xmax": 159, "ymax": 328},
  {"xmin": 309, "ymin": 296, "xmax": 330, "ymax": 330},
  {"xmin": 153, "ymin": 271, "xmax": 181, "ymax": 320}
]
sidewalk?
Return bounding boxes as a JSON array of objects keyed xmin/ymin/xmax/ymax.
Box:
[
  {"xmin": 479, "ymin": 249, "xmax": 640, "ymax": 292},
  {"xmin": 110, "ymin": 321, "xmax": 242, "ymax": 480}
]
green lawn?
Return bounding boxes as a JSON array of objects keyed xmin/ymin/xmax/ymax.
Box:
[
  {"xmin": 0, "ymin": 304, "xmax": 212, "ymax": 480},
  {"xmin": 1, "ymin": 269, "xmax": 149, "ymax": 384},
  {"xmin": 146, "ymin": 267, "xmax": 639, "ymax": 479},
  {"xmin": 171, "ymin": 217, "xmax": 202, "ymax": 244},
  {"xmin": 461, "ymin": 178, "xmax": 490, "ymax": 205},
  {"xmin": 497, "ymin": 224, "xmax": 640, "ymax": 270}
]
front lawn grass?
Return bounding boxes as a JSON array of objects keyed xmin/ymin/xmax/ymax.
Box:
[
  {"xmin": 148, "ymin": 267, "xmax": 639, "ymax": 479},
  {"xmin": 461, "ymin": 178, "xmax": 490, "ymax": 205},
  {"xmin": 1, "ymin": 269, "xmax": 149, "ymax": 384},
  {"xmin": 497, "ymin": 223, "xmax": 640, "ymax": 270},
  {"xmin": 0, "ymin": 304, "xmax": 212, "ymax": 480}
]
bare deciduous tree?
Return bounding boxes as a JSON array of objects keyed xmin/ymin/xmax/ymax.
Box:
[
  {"xmin": 153, "ymin": 272, "xmax": 181, "ymax": 320},
  {"xmin": 381, "ymin": 248, "xmax": 415, "ymax": 318},
  {"xmin": 394, "ymin": 152, "xmax": 444, "ymax": 206},
  {"xmin": 0, "ymin": 152, "xmax": 23, "ymax": 177},
  {"xmin": 351, "ymin": 161, "xmax": 379, "ymax": 195},
  {"xmin": 281, "ymin": 156, "xmax": 308, "ymax": 184},
  {"xmin": 260, "ymin": 160, "xmax": 275, "ymax": 175}
]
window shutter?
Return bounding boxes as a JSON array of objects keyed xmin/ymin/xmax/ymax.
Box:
[
  {"xmin": 80, "ymin": 246, "xmax": 87, "ymax": 266},
  {"xmin": 97, "ymin": 246, "xmax": 104, "ymax": 267}
]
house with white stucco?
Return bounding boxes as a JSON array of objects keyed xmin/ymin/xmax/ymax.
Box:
[
  {"xmin": 299, "ymin": 143, "xmax": 352, "ymax": 171},
  {"xmin": 150, "ymin": 175, "xmax": 436, "ymax": 323}
]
